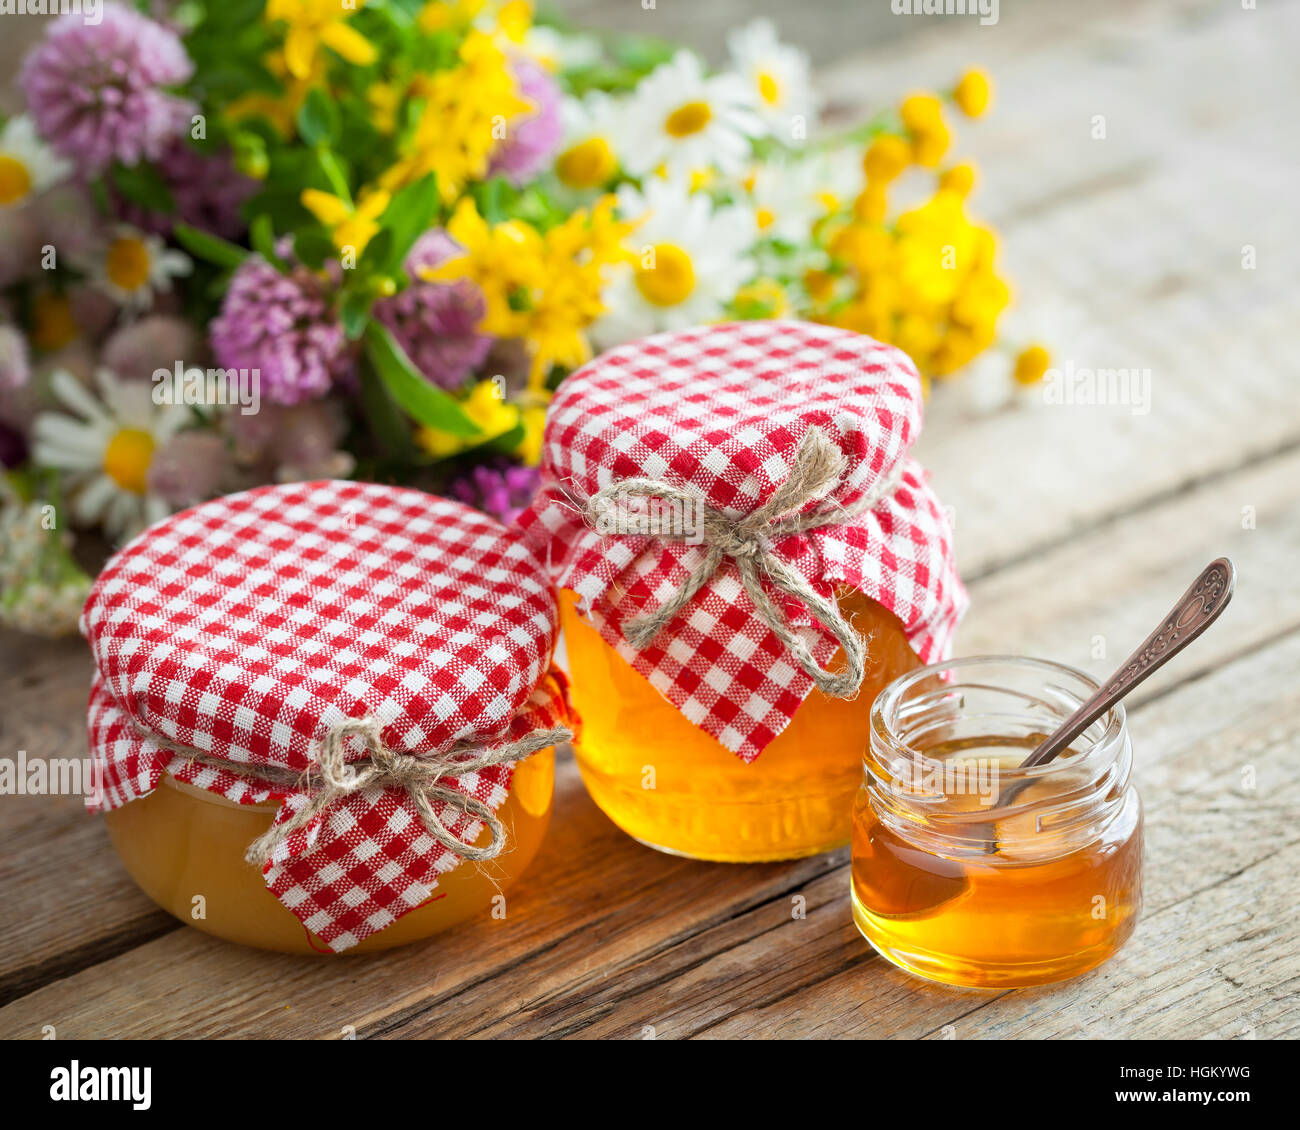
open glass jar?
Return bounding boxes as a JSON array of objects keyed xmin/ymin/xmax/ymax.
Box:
[{"xmin": 852, "ymin": 656, "xmax": 1143, "ymax": 987}]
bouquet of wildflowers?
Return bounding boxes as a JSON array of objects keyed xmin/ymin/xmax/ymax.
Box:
[{"xmin": 0, "ymin": 0, "xmax": 1046, "ymax": 635}]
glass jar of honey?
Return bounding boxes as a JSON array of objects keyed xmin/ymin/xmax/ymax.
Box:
[
  {"xmin": 104, "ymin": 743, "xmax": 557, "ymax": 955},
  {"xmin": 83, "ymin": 480, "xmax": 572, "ymax": 953},
  {"xmin": 852, "ymin": 656, "xmax": 1143, "ymax": 988},
  {"xmin": 522, "ymin": 320, "xmax": 966, "ymax": 865},
  {"xmin": 562, "ymin": 588, "xmax": 920, "ymax": 861}
]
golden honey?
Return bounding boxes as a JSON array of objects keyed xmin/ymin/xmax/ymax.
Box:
[
  {"xmin": 562, "ymin": 588, "xmax": 920, "ymax": 861},
  {"xmin": 852, "ymin": 659, "xmax": 1143, "ymax": 987},
  {"xmin": 104, "ymin": 747, "xmax": 555, "ymax": 954}
]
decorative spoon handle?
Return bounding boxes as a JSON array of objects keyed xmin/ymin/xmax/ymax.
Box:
[{"xmin": 1019, "ymin": 557, "xmax": 1236, "ymax": 770}]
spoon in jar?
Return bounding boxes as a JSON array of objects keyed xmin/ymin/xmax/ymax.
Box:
[
  {"xmin": 1004, "ymin": 555, "xmax": 1234, "ymax": 778},
  {"xmin": 863, "ymin": 557, "xmax": 1236, "ymax": 916}
]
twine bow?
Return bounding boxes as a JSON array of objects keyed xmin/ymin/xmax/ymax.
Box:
[
  {"xmin": 586, "ymin": 427, "xmax": 905, "ymax": 699},
  {"xmin": 177, "ymin": 717, "xmax": 572, "ymax": 868}
]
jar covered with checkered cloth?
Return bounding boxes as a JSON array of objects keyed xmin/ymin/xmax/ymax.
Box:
[
  {"xmin": 83, "ymin": 481, "xmax": 573, "ymax": 953},
  {"xmin": 520, "ymin": 321, "xmax": 966, "ymax": 862}
]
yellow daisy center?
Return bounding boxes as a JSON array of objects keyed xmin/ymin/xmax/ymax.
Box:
[
  {"xmin": 755, "ymin": 206, "xmax": 776, "ymax": 231},
  {"xmin": 635, "ymin": 243, "xmax": 696, "ymax": 307},
  {"xmin": 555, "ymin": 137, "xmax": 616, "ymax": 189},
  {"xmin": 664, "ymin": 101, "xmax": 713, "ymax": 139},
  {"xmin": 0, "ymin": 154, "xmax": 33, "ymax": 206},
  {"xmin": 105, "ymin": 237, "xmax": 152, "ymax": 292},
  {"xmin": 103, "ymin": 428, "xmax": 156, "ymax": 495},
  {"xmin": 757, "ymin": 71, "xmax": 782, "ymax": 106}
]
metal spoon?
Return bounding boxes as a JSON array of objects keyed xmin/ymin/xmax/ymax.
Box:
[
  {"xmin": 1016, "ymin": 556, "xmax": 1236, "ymax": 772},
  {"xmin": 861, "ymin": 558, "xmax": 1236, "ymax": 917}
]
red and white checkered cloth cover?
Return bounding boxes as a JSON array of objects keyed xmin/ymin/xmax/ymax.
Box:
[
  {"xmin": 82, "ymin": 480, "xmax": 566, "ymax": 951},
  {"xmin": 519, "ymin": 320, "xmax": 966, "ymax": 762}
]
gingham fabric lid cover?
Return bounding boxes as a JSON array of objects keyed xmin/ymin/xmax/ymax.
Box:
[
  {"xmin": 82, "ymin": 480, "xmax": 566, "ymax": 951},
  {"xmin": 520, "ymin": 320, "xmax": 966, "ymax": 762}
]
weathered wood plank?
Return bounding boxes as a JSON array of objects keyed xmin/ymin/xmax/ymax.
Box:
[{"xmin": 0, "ymin": 638, "xmax": 177, "ymax": 1003}]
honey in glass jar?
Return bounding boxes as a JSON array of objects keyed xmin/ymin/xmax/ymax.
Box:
[
  {"xmin": 522, "ymin": 320, "xmax": 966, "ymax": 862},
  {"xmin": 562, "ymin": 589, "xmax": 919, "ymax": 860},
  {"xmin": 852, "ymin": 657, "xmax": 1144, "ymax": 987},
  {"xmin": 83, "ymin": 481, "xmax": 571, "ymax": 953},
  {"xmin": 103, "ymin": 742, "xmax": 557, "ymax": 954}
]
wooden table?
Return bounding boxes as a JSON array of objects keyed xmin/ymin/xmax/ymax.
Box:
[{"xmin": 2, "ymin": 0, "xmax": 1298, "ymax": 1039}]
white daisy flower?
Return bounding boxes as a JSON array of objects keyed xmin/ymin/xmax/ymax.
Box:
[
  {"xmin": 0, "ymin": 115, "xmax": 71, "ymax": 209},
  {"xmin": 520, "ymin": 25, "xmax": 602, "ymax": 72},
  {"xmin": 745, "ymin": 155, "xmax": 844, "ymax": 245},
  {"xmin": 809, "ymin": 147, "xmax": 867, "ymax": 215},
  {"xmin": 726, "ymin": 19, "xmax": 820, "ymax": 141},
  {"xmin": 620, "ymin": 51, "xmax": 763, "ymax": 178},
  {"xmin": 591, "ymin": 176, "xmax": 758, "ymax": 349},
  {"xmin": 552, "ymin": 92, "xmax": 625, "ymax": 191},
  {"xmin": 33, "ymin": 368, "xmax": 188, "ymax": 541},
  {"xmin": 91, "ymin": 226, "xmax": 192, "ymax": 312}
]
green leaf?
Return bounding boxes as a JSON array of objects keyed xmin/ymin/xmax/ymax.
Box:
[
  {"xmin": 364, "ymin": 323, "xmax": 481, "ymax": 436},
  {"xmin": 109, "ymin": 161, "xmax": 176, "ymax": 214},
  {"xmin": 375, "ymin": 173, "xmax": 439, "ymax": 276},
  {"xmin": 340, "ymin": 289, "xmax": 373, "ymax": 340},
  {"xmin": 292, "ymin": 228, "xmax": 336, "ymax": 270},
  {"xmin": 297, "ymin": 88, "xmax": 340, "ymax": 147},
  {"xmin": 359, "ymin": 355, "xmax": 417, "ymax": 461},
  {"xmin": 314, "ymin": 148, "xmax": 352, "ymax": 204},
  {"xmin": 249, "ymin": 214, "xmax": 284, "ymax": 269},
  {"xmin": 359, "ymin": 228, "xmax": 394, "ymax": 275},
  {"xmin": 477, "ymin": 175, "xmax": 512, "ymax": 224},
  {"xmin": 173, "ymin": 223, "xmax": 249, "ymax": 270}
]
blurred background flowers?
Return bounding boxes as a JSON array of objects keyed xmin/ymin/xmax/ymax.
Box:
[{"xmin": 0, "ymin": 0, "xmax": 1046, "ymax": 634}]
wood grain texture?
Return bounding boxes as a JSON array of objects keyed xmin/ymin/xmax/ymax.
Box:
[{"xmin": 1, "ymin": 0, "xmax": 1298, "ymax": 1038}]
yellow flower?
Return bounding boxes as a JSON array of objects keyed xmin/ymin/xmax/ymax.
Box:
[
  {"xmin": 953, "ymin": 69, "xmax": 993, "ymax": 118},
  {"xmin": 266, "ymin": 0, "xmax": 377, "ymax": 81},
  {"xmin": 428, "ymin": 195, "xmax": 635, "ymax": 390},
  {"xmin": 900, "ymin": 91, "xmax": 950, "ymax": 168},
  {"xmin": 415, "ymin": 379, "xmax": 520, "ymax": 457},
  {"xmin": 555, "ymin": 137, "xmax": 617, "ymax": 189},
  {"xmin": 863, "ymin": 135, "xmax": 910, "ymax": 184},
  {"xmin": 911, "ymin": 123, "xmax": 950, "ymax": 169},
  {"xmin": 852, "ymin": 183, "xmax": 889, "ymax": 225},
  {"xmin": 367, "ymin": 82, "xmax": 403, "ymax": 135},
  {"xmin": 900, "ymin": 93, "xmax": 944, "ymax": 133},
  {"xmin": 830, "ymin": 223, "xmax": 892, "ymax": 273},
  {"xmin": 383, "ymin": 30, "xmax": 533, "ymax": 201},
  {"xmin": 494, "ymin": 0, "xmax": 533, "ymax": 42},
  {"xmin": 1014, "ymin": 344, "xmax": 1051, "ymax": 386},
  {"xmin": 417, "ymin": 0, "xmax": 486, "ymax": 33},
  {"xmin": 516, "ymin": 403, "xmax": 547, "ymax": 466},
  {"xmin": 952, "ymin": 270, "xmax": 1010, "ymax": 328},
  {"xmin": 803, "ymin": 268, "xmax": 837, "ymax": 305},
  {"xmin": 939, "ymin": 163, "xmax": 977, "ymax": 198},
  {"xmin": 300, "ymin": 186, "xmax": 391, "ymax": 257}
]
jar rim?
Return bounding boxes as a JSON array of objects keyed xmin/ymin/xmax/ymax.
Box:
[{"xmin": 869, "ymin": 654, "xmax": 1127, "ymax": 782}]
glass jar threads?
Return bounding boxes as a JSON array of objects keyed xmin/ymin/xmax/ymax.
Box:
[
  {"xmin": 84, "ymin": 481, "xmax": 572, "ymax": 953},
  {"xmin": 523, "ymin": 321, "xmax": 966, "ymax": 862},
  {"xmin": 852, "ymin": 656, "xmax": 1144, "ymax": 987}
]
